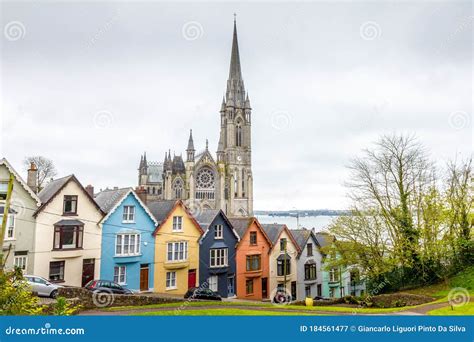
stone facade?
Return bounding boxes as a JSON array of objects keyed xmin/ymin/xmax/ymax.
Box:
[{"xmin": 138, "ymin": 20, "xmax": 253, "ymax": 218}]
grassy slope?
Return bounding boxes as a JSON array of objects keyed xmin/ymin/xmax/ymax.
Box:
[{"xmin": 428, "ymin": 303, "xmax": 474, "ymax": 316}]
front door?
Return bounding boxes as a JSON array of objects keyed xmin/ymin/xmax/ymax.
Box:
[
  {"xmin": 140, "ymin": 265, "xmax": 149, "ymax": 291},
  {"xmin": 227, "ymin": 276, "xmax": 235, "ymax": 296},
  {"xmin": 261, "ymin": 277, "xmax": 268, "ymax": 298},
  {"xmin": 81, "ymin": 259, "xmax": 95, "ymax": 287},
  {"xmin": 188, "ymin": 269, "xmax": 196, "ymax": 289},
  {"xmin": 291, "ymin": 281, "xmax": 297, "ymax": 300},
  {"xmin": 317, "ymin": 284, "xmax": 322, "ymax": 297}
]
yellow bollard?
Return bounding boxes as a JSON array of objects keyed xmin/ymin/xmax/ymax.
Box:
[{"xmin": 305, "ymin": 297, "xmax": 314, "ymax": 307}]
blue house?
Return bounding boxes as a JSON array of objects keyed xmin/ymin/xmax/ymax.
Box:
[
  {"xmin": 95, "ymin": 188, "xmax": 158, "ymax": 292},
  {"xmin": 195, "ymin": 209, "xmax": 239, "ymax": 298}
]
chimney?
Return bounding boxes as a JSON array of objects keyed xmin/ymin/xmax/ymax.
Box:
[
  {"xmin": 27, "ymin": 162, "xmax": 38, "ymax": 193},
  {"xmin": 85, "ymin": 184, "xmax": 94, "ymax": 197},
  {"xmin": 135, "ymin": 186, "xmax": 147, "ymax": 204}
]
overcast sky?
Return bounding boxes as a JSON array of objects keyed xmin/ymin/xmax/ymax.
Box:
[{"xmin": 1, "ymin": 1, "xmax": 472, "ymax": 210}]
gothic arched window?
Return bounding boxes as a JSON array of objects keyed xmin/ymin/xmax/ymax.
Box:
[
  {"xmin": 173, "ymin": 178, "xmax": 183, "ymax": 199},
  {"xmin": 236, "ymin": 122, "xmax": 242, "ymax": 147}
]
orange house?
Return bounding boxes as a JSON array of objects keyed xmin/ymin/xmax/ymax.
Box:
[{"xmin": 230, "ymin": 217, "xmax": 272, "ymax": 300}]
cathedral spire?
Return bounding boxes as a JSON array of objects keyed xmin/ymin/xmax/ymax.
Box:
[
  {"xmin": 186, "ymin": 129, "xmax": 195, "ymax": 162},
  {"xmin": 229, "ymin": 15, "xmax": 242, "ymax": 81}
]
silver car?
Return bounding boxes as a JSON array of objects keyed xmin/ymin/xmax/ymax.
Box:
[{"xmin": 24, "ymin": 275, "xmax": 62, "ymax": 298}]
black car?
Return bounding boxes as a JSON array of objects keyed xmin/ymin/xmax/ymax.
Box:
[
  {"xmin": 184, "ymin": 287, "xmax": 222, "ymax": 301},
  {"xmin": 313, "ymin": 296, "xmax": 331, "ymax": 301},
  {"xmin": 84, "ymin": 280, "xmax": 133, "ymax": 294}
]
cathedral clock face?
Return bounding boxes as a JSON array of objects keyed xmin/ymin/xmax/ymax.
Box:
[
  {"xmin": 196, "ymin": 168, "xmax": 215, "ymax": 189},
  {"xmin": 237, "ymin": 155, "xmax": 242, "ymax": 162}
]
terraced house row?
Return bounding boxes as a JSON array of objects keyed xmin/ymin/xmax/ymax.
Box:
[{"xmin": 0, "ymin": 158, "xmax": 365, "ymax": 300}]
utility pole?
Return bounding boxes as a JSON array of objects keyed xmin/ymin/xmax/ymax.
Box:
[{"xmin": 0, "ymin": 174, "xmax": 14, "ymax": 274}]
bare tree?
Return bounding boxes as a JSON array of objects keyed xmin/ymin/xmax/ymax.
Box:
[
  {"xmin": 23, "ymin": 156, "xmax": 58, "ymax": 191},
  {"xmin": 346, "ymin": 134, "xmax": 433, "ymax": 268}
]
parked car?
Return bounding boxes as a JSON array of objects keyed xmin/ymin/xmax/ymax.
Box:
[
  {"xmin": 24, "ymin": 275, "xmax": 62, "ymax": 298},
  {"xmin": 184, "ymin": 287, "xmax": 222, "ymax": 301},
  {"xmin": 84, "ymin": 280, "xmax": 133, "ymax": 294},
  {"xmin": 313, "ymin": 296, "xmax": 331, "ymax": 301}
]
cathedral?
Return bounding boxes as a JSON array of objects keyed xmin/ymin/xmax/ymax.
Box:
[{"xmin": 138, "ymin": 19, "xmax": 253, "ymax": 217}]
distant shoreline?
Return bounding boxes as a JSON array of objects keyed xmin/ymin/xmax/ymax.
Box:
[{"xmin": 254, "ymin": 210, "xmax": 350, "ymax": 217}]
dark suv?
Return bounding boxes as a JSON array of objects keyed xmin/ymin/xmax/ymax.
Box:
[{"xmin": 84, "ymin": 280, "xmax": 133, "ymax": 294}]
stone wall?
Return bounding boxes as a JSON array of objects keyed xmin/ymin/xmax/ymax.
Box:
[{"xmin": 58, "ymin": 287, "xmax": 183, "ymax": 310}]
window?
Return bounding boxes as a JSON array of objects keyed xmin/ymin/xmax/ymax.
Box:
[
  {"xmin": 307, "ymin": 243, "xmax": 313, "ymax": 256},
  {"xmin": 210, "ymin": 248, "xmax": 228, "ymax": 267},
  {"xmin": 208, "ymin": 275, "xmax": 218, "ymax": 292},
  {"xmin": 305, "ymin": 285, "xmax": 311, "ymax": 298},
  {"xmin": 0, "ymin": 182, "xmax": 8, "ymax": 200},
  {"xmin": 173, "ymin": 179, "xmax": 183, "ymax": 199},
  {"xmin": 14, "ymin": 255, "xmax": 27, "ymax": 271},
  {"xmin": 329, "ymin": 268, "xmax": 339, "ymax": 282},
  {"xmin": 114, "ymin": 266, "xmax": 126, "ymax": 284},
  {"xmin": 214, "ymin": 225, "xmax": 223, "ymax": 239},
  {"xmin": 53, "ymin": 225, "xmax": 83, "ymax": 250},
  {"xmin": 304, "ymin": 263, "xmax": 317, "ymax": 280},
  {"xmin": 277, "ymin": 259, "xmax": 291, "ymax": 276},
  {"xmin": 115, "ymin": 233, "xmax": 140, "ymax": 256},
  {"xmin": 63, "ymin": 195, "xmax": 77, "ymax": 215},
  {"xmin": 249, "ymin": 231, "xmax": 257, "ymax": 245},
  {"xmin": 172, "ymin": 216, "xmax": 183, "ymax": 231},
  {"xmin": 233, "ymin": 170, "xmax": 238, "ymax": 197},
  {"xmin": 1, "ymin": 215, "xmax": 15, "ymax": 240},
  {"xmin": 49, "ymin": 261, "xmax": 65, "ymax": 282},
  {"xmin": 280, "ymin": 238, "xmax": 287, "ymax": 251},
  {"xmin": 166, "ymin": 271, "xmax": 176, "ymax": 289},
  {"xmin": 241, "ymin": 169, "xmax": 245, "ymax": 197},
  {"xmin": 167, "ymin": 241, "xmax": 188, "ymax": 262},
  {"xmin": 236, "ymin": 122, "xmax": 242, "ymax": 147},
  {"xmin": 245, "ymin": 279, "xmax": 253, "ymax": 294},
  {"xmin": 246, "ymin": 254, "xmax": 261, "ymax": 271},
  {"xmin": 122, "ymin": 206, "xmax": 135, "ymax": 223}
]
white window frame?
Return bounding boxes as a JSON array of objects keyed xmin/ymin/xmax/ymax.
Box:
[
  {"xmin": 166, "ymin": 241, "xmax": 188, "ymax": 262},
  {"xmin": 210, "ymin": 248, "xmax": 228, "ymax": 268},
  {"xmin": 115, "ymin": 233, "xmax": 141, "ymax": 256},
  {"xmin": 214, "ymin": 224, "xmax": 223, "ymax": 239},
  {"xmin": 172, "ymin": 216, "xmax": 183, "ymax": 231},
  {"xmin": 166, "ymin": 271, "xmax": 177, "ymax": 289},
  {"xmin": 0, "ymin": 182, "xmax": 8, "ymax": 200},
  {"xmin": 1, "ymin": 214, "xmax": 15, "ymax": 240},
  {"xmin": 114, "ymin": 265, "xmax": 126, "ymax": 284},
  {"xmin": 122, "ymin": 205, "xmax": 135, "ymax": 223},
  {"xmin": 329, "ymin": 268, "xmax": 339, "ymax": 282},
  {"xmin": 208, "ymin": 275, "xmax": 218, "ymax": 292},
  {"xmin": 14, "ymin": 255, "xmax": 27, "ymax": 271}
]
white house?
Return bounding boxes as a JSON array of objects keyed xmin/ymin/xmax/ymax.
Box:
[{"xmin": 32, "ymin": 175, "xmax": 104, "ymax": 287}]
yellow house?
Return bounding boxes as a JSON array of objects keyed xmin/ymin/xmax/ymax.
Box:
[{"xmin": 149, "ymin": 200, "xmax": 203, "ymax": 295}]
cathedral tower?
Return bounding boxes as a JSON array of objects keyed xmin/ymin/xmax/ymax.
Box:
[{"xmin": 219, "ymin": 17, "xmax": 253, "ymax": 217}]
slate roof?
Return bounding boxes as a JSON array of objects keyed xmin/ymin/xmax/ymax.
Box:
[
  {"xmin": 54, "ymin": 219, "xmax": 84, "ymax": 226},
  {"xmin": 228, "ymin": 217, "xmax": 253, "ymax": 239},
  {"xmin": 37, "ymin": 175, "xmax": 73, "ymax": 204},
  {"xmin": 147, "ymin": 200, "xmax": 177, "ymax": 224},
  {"xmin": 195, "ymin": 209, "xmax": 220, "ymax": 232},
  {"xmin": 315, "ymin": 232, "xmax": 335, "ymax": 248},
  {"xmin": 94, "ymin": 188, "xmax": 131, "ymax": 213},
  {"xmin": 291, "ymin": 229, "xmax": 312, "ymax": 251},
  {"xmin": 260, "ymin": 223, "xmax": 286, "ymax": 245}
]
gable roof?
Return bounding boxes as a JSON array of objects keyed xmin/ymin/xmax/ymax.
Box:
[
  {"xmin": 34, "ymin": 174, "xmax": 104, "ymax": 216},
  {"xmin": 261, "ymin": 223, "xmax": 301, "ymax": 254},
  {"xmin": 95, "ymin": 187, "xmax": 158, "ymax": 226},
  {"xmin": 195, "ymin": 209, "xmax": 240, "ymax": 242},
  {"xmin": 315, "ymin": 232, "xmax": 336, "ymax": 248},
  {"xmin": 0, "ymin": 158, "xmax": 41, "ymax": 206},
  {"xmin": 229, "ymin": 217, "xmax": 272, "ymax": 247},
  {"xmin": 291, "ymin": 228, "xmax": 321, "ymax": 257},
  {"xmin": 150, "ymin": 200, "xmax": 203, "ymax": 235}
]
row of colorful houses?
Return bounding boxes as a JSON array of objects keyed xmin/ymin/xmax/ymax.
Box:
[{"xmin": 1, "ymin": 158, "xmax": 365, "ymax": 300}]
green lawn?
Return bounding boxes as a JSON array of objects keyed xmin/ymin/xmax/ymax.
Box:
[
  {"xmin": 133, "ymin": 308, "xmax": 319, "ymax": 316},
  {"xmin": 104, "ymin": 300, "xmax": 264, "ymax": 312},
  {"xmin": 428, "ymin": 303, "xmax": 474, "ymax": 316}
]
